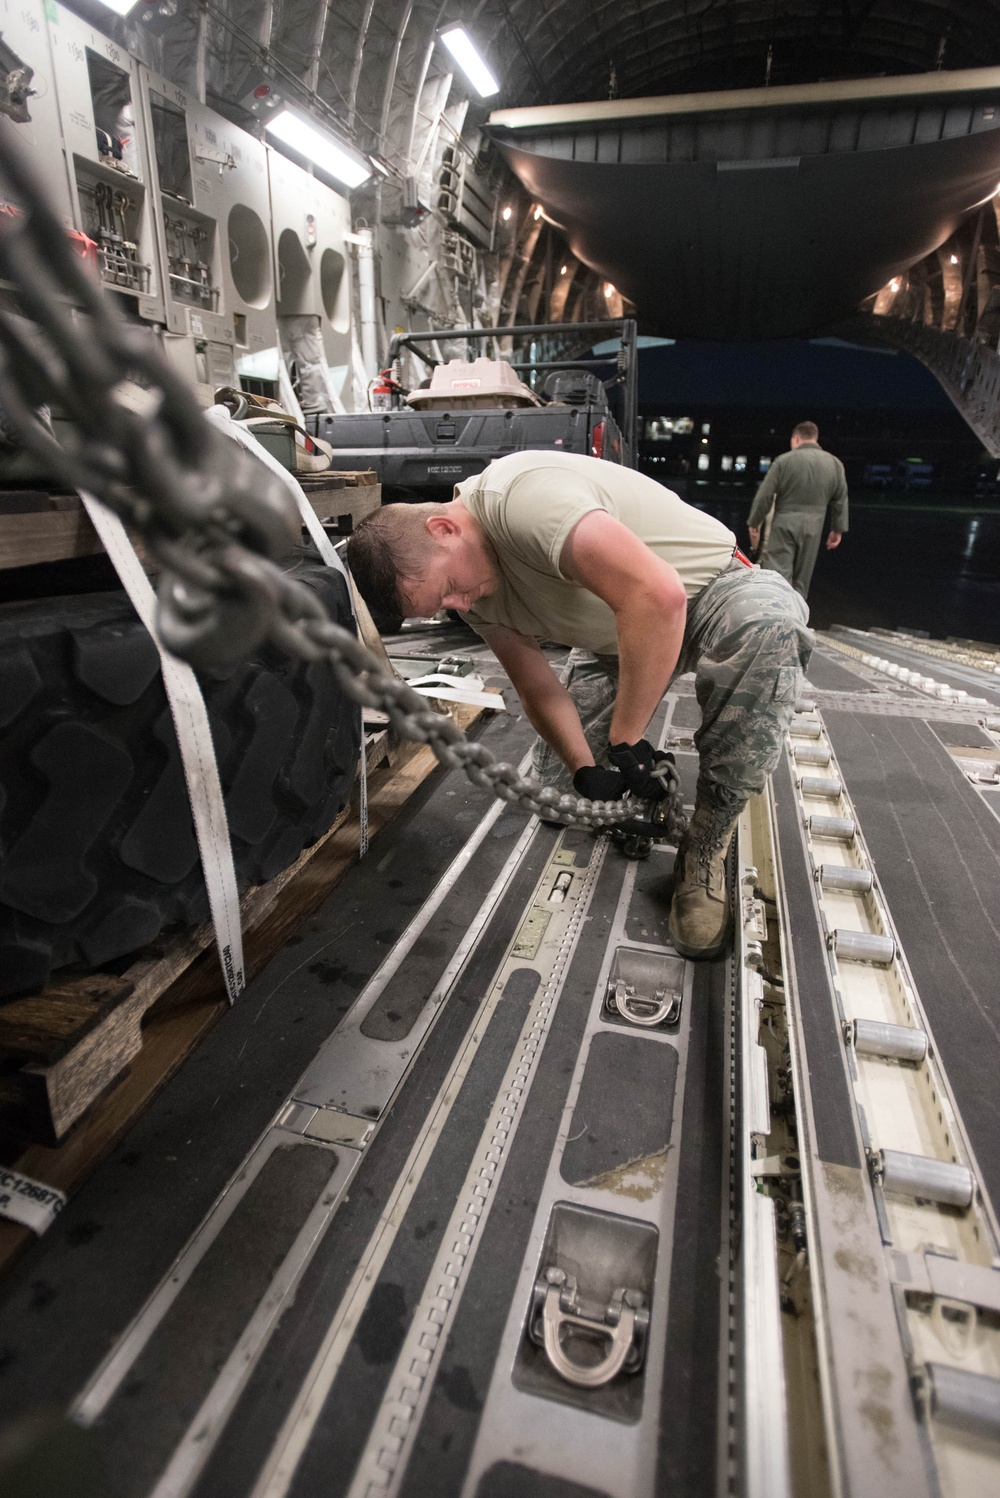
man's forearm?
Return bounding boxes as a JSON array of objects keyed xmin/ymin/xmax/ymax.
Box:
[
  {"xmin": 829, "ymin": 491, "xmax": 849, "ymax": 533},
  {"xmin": 609, "ymin": 597, "xmax": 687, "ymax": 745},
  {"xmin": 747, "ymin": 480, "xmax": 776, "ymax": 529},
  {"xmin": 518, "ymin": 675, "xmax": 594, "ymax": 772}
]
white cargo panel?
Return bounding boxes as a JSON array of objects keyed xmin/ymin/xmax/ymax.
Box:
[
  {"xmin": 134, "ymin": 66, "xmax": 235, "ymax": 389},
  {"xmin": 136, "ymin": 63, "xmax": 276, "ymax": 380},
  {"xmin": 187, "ymin": 93, "xmax": 275, "ymax": 381},
  {"xmin": 267, "ymin": 146, "xmax": 352, "ymax": 388},
  {"xmin": 44, "ymin": 1, "xmax": 164, "ymax": 321}
]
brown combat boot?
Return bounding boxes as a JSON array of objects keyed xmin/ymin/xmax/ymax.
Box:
[{"xmin": 667, "ymin": 799, "xmax": 740, "ymax": 960}]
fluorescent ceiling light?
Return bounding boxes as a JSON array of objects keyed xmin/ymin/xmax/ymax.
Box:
[
  {"xmin": 97, "ymin": 0, "xmax": 140, "ymax": 14},
  {"xmin": 440, "ymin": 26, "xmax": 499, "ymax": 98},
  {"xmin": 265, "ymin": 108, "xmax": 371, "ymax": 189}
]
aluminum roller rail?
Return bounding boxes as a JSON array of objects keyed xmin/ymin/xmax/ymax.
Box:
[{"xmin": 748, "ymin": 706, "xmax": 1000, "ymax": 1498}]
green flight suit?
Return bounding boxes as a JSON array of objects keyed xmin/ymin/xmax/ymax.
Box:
[{"xmin": 747, "ymin": 442, "xmax": 849, "ymax": 599}]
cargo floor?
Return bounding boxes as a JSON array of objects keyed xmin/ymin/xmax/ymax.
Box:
[{"xmin": 1, "ymin": 632, "xmax": 998, "ymax": 1498}]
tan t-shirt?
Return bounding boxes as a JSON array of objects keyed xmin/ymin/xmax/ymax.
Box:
[{"xmin": 459, "ymin": 451, "xmax": 736, "ymax": 654}]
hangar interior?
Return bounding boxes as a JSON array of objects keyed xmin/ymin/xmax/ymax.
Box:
[{"xmin": 0, "ymin": 4, "xmax": 999, "ymax": 1498}]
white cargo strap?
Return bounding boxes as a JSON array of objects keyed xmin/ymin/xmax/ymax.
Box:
[
  {"xmin": 205, "ymin": 406, "xmax": 368, "ymax": 856},
  {"xmin": 0, "ymin": 1166, "xmax": 66, "ymax": 1235},
  {"xmin": 205, "ymin": 406, "xmax": 344, "ymax": 572},
  {"xmin": 407, "ymin": 672, "xmax": 506, "ymax": 712},
  {"xmin": 79, "ymin": 492, "xmax": 245, "ymax": 1004}
]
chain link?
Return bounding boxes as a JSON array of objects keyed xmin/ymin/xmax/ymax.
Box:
[{"xmin": 0, "ymin": 135, "xmax": 686, "ymax": 842}]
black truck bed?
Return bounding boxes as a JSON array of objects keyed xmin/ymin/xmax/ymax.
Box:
[{"xmin": 309, "ymin": 401, "xmax": 620, "ymax": 500}]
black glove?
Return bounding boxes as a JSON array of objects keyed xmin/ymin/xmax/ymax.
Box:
[
  {"xmin": 606, "ymin": 740, "xmax": 677, "ymax": 801},
  {"xmin": 572, "ymin": 765, "xmax": 627, "ymax": 803}
]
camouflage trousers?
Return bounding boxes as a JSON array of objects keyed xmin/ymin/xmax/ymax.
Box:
[{"xmin": 532, "ymin": 561, "xmax": 814, "ymax": 817}]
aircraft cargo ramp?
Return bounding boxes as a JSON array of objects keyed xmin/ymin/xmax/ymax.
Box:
[{"xmin": 0, "ymin": 630, "xmax": 998, "ymax": 1498}]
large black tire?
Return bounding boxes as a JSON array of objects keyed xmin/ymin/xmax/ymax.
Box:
[{"xmin": 0, "ymin": 554, "xmax": 360, "ymax": 998}]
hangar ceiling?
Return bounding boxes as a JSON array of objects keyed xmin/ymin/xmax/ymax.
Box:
[
  {"xmin": 110, "ymin": 2, "xmax": 1000, "ymax": 123},
  {"xmin": 65, "ymin": 1, "xmax": 1000, "ymax": 444}
]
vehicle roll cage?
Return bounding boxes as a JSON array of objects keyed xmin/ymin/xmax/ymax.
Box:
[{"xmin": 386, "ymin": 318, "xmax": 639, "ymax": 465}]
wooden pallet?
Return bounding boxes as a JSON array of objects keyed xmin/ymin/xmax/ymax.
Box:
[
  {"xmin": 0, "ymin": 697, "xmax": 494, "ymax": 1274},
  {"xmin": 0, "ymin": 473, "xmax": 380, "ymax": 569},
  {"xmin": 0, "ymin": 495, "xmax": 395, "ymax": 1151},
  {"xmin": 298, "ymin": 470, "xmax": 381, "ymax": 534}
]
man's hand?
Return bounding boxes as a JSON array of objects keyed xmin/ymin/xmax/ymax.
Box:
[
  {"xmin": 607, "ymin": 740, "xmax": 677, "ymax": 800},
  {"xmin": 572, "ymin": 765, "xmax": 627, "ymax": 802},
  {"xmin": 826, "ymin": 530, "xmax": 843, "ymax": 550},
  {"xmin": 748, "ymin": 524, "xmax": 761, "ymax": 553}
]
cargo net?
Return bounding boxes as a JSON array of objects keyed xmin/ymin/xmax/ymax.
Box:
[{"xmin": 0, "ymin": 137, "xmax": 685, "ymax": 843}]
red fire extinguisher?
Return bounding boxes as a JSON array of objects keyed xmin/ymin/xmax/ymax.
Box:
[{"xmin": 370, "ymin": 369, "xmax": 400, "ymax": 411}]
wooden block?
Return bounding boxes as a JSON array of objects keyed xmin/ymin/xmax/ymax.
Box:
[
  {"xmin": 342, "ymin": 470, "xmax": 379, "ymax": 487},
  {"xmin": 20, "ymin": 985, "xmax": 150, "ymax": 1140},
  {"xmin": 0, "ymin": 491, "xmax": 69, "ymax": 514},
  {"xmin": 0, "ymin": 473, "xmax": 380, "ymax": 569},
  {"xmin": 297, "ymin": 474, "xmax": 350, "ymax": 491},
  {"xmin": 0, "ymin": 506, "xmax": 155, "ymax": 572},
  {"xmin": 304, "ymin": 483, "xmax": 381, "ymax": 528},
  {"xmin": 0, "ymin": 508, "xmax": 104, "ymax": 569},
  {"xmin": 0, "ymin": 974, "xmax": 133, "ymax": 1064},
  {"xmin": 299, "ymin": 471, "xmax": 377, "ymax": 489},
  {"xmin": 364, "ymin": 726, "xmax": 391, "ymax": 771}
]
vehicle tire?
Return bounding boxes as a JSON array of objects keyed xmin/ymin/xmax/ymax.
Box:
[{"xmin": 0, "ymin": 552, "xmax": 360, "ymax": 998}]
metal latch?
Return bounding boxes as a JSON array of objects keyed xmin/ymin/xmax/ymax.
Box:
[
  {"xmin": 529, "ymin": 1267, "xmax": 649, "ymax": 1387},
  {"xmin": 741, "ymin": 866, "xmax": 767, "ymax": 940},
  {"xmin": 194, "ymin": 147, "xmax": 236, "ymax": 173},
  {"xmin": 606, "ymin": 976, "xmax": 679, "ymax": 1028},
  {"xmin": 436, "ymin": 655, "xmax": 475, "ymax": 677},
  {"xmin": 743, "ymin": 896, "xmax": 767, "ymax": 940}
]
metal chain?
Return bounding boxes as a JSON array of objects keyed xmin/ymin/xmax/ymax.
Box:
[{"xmin": 0, "ymin": 136, "xmax": 686, "ymax": 842}]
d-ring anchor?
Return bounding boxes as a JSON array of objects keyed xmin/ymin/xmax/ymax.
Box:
[
  {"xmin": 531, "ymin": 1268, "xmax": 648, "ymax": 1388},
  {"xmin": 606, "ymin": 977, "xmax": 679, "ymax": 1028}
]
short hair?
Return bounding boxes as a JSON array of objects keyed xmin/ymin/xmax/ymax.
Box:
[
  {"xmin": 346, "ymin": 502, "xmax": 449, "ymax": 634},
  {"xmin": 793, "ymin": 420, "xmax": 819, "ymax": 441}
]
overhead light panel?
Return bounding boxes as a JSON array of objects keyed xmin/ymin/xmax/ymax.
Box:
[
  {"xmin": 265, "ymin": 108, "xmax": 371, "ymax": 189},
  {"xmin": 97, "ymin": 0, "xmax": 141, "ymax": 14},
  {"xmin": 440, "ymin": 26, "xmax": 499, "ymax": 98}
]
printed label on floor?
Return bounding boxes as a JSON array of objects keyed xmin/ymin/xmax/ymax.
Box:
[{"xmin": 0, "ymin": 1169, "xmax": 66, "ymax": 1235}]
